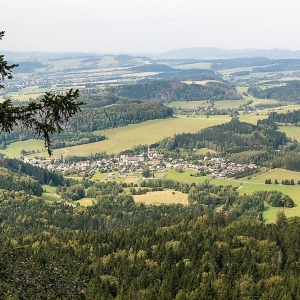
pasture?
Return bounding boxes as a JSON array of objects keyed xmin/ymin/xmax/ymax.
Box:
[
  {"xmin": 134, "ymin": 190, "xmax": 189, "ymax": 205},
  {"xmin": 44, "ymin": 115, "xmax": 232, "ymax": 158},
  {"xmin": 42, "ymin": 185, "xmax": 61, "ymax": 202},
  {"xmin": 250, "ymin": 168, "xmax": 300, "ymax": 184},
  {"xmin": 0, "ymin": 139, "xmax": 45, "ymax": 158},
  {"xmin": 174, "ymin": 62, "xmax": 212, "ymax": 70},
  {"xmin": 77, "ymin": 198, "xmax": 96, "ymax": 207},
  {"xmin": 279, "ymin": 125, "xmax": 300, "ymax": 141}
]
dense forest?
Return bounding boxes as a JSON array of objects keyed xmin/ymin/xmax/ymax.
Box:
[
  {"xmin": 107, "ymin": 80, "xmax": 241, "ymax": 102},
  {"xmin": 265, "ymin": 110, "xmax": 300, "ymax": 125},
  {"xmin": 0, "ymin": 191, "xmax": 299, "ymax": 299},
  {"xmin": 157, "ymin": 118, "xmax": 287, "ymax": 154},
  {"xmin": 248, "ymin": 81, "xmax": 300, "ymax": 102}
]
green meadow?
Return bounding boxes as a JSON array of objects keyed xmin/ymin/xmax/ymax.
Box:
[
  {"xmin": 0, "ymin": 139, "xmax": 45, "ymax": 158},
  {"xmin": 43, "ymin": 115, "xmax": 232, "ymax": 158},
  {"xmin": 279, "ymin": 125, "xmax": 300, "ymax": 141},
  {"xmin": 42, "ymin": 185, "xmax": 61, "ymax": 202},
  {"xmin": 174, "ymin": 62, "xmax": 212, "ymax": 70}
]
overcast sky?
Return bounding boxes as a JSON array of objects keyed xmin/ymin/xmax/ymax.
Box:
[{"xmin": 1, "ymin": 0, "xmax": 300, "ymax": 54}]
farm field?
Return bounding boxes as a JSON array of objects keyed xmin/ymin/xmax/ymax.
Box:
[
  {"xmin": 42, "ymin": 185, "xmax": 61, "ymax": 202},
  {"xmin": 43, "ymin": 115, "xmax": 232, "ymax": 158},
  {"xmin": 0, "ymin": 112, "xmax": 268, "ymax": 160},
  {"xmin": 174, "ymin": 62, "xmax": 212, "ymax": 70},
  {"xmin": 77, "ymin": 198, "xmax": 96, "ymax": 206},
  {"xmin": 250, "ymin": 168, "xmax": 300, "ymax": 184},
  {"xmin": 134, "ymin": 190, "xmax": 189, "ymax": 205},
  {"xmin": 168, "ymin": 100, "xmax": 209, "ymax": 109},
  {"xmin": 0, "ymin": 139, "xmax": 45, "ymax": 158},
  {"xmin": 278, "ymin": 125, "xmax": 300, "ymax": 141}
]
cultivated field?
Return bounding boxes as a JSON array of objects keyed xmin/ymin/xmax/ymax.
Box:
[
  {"xmin": 42, "ymin": 185, "xmax": 61, "ymax": 202},
  {"xmin": 279, "ymin": 125, "xmax": 300, "ymax": 141},
  {"xmin": 250, "ymin": 168, "xmax": 300, "ymax": 184},
  {"xmin": 0, "ymin": 139, "xmax": 45, "ymax": 158},
  {"xmin": 77, "ymin": 198, "xmax": 96, "ymax": 206},
  {"xmin": 134, "ymin": 190, "xmax": 189, "ymax": 205},
  {"xmin": 174, "ymin": 62, "xmax": 212, "ymax": 70},
  {"xmin": 43, "ymin": 115, "xmax": 232, "ymax": 158}
]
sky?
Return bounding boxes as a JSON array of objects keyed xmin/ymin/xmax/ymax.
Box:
[{"xmin": 1, "ymin": 0, "xmax": 300, "ymax": 54}]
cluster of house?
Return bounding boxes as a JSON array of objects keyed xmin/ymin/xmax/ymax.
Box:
[{"xmin": 21, "ymin": 147, "xmax": 258, "ymax": 180}]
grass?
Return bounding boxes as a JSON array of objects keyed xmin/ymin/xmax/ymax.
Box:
[
  {"xmin": 168, "ymin": 100, "xmax": 209, "ymax": 109},
  {"xmin": 250, "ymin": 168, "xmax": 300, "ymax": 184},
  {"xmin": 77, "ymin": 198, "xmax": 96, "ymax": 206},
  {"xmin": 279, "ymin": 125, "xmax": 300, "ymax": 141},
  {"xmin": 0, "ymin": 139, "xmax": 45, "ymax": 158},
  {"xmin": 134, "ymin": 190, "xmax": 188, "ymax": 205},
  {"xmin": 165, "ymin": 169, "xmax": 199, "ymax": 183},
  {"xmin": 91, "ymin": 172, "xmax": 109, "ymax": 181},
  {"xmin": 8, "ymin": 92, "xmax": 45, "ymax": 102},
  {"xmin": 263, "ymin": 204, "xmax": 300, "ymax": 223},
  {"xmin": 46, "ymin": 58, "xmax": 86, "ymax": 72},
  {"xmin": 174, "ymin": 62, "xmax": 212, "ymax": 70},
  {"xmin": 41, "ymin": 115, "xmax": 232, "ymax": 158},
  {"xmin": 42, "ymin": 185, "xmax": 61, "ymax": 202}
]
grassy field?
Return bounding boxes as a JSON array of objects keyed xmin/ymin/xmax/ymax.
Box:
[
  {"xmin": 250, "ymin": 168, "xmax": 300, "ymax": 184},
  {"xmin": 263, "ymin": 204, "xmax": 300, "ymax": 223},
  {"xmin": 134, "ymin": 190, "xmax": 189, "ymax": 205},
  {"xmin": 43, "ymin": 115, "xmax": 232, "ymax": 158},
  {"xmin": 77, "ymin": 198, "xmax": 96, "ymax": 206},
  {"xmin": 168, "ymin": 100, "xmax": 209, "ymax": 109},
  {"xmin": 2, "ymin": 113, "xmax": 268, "ymax": 160},
  {"xmin": 0, "ymin": 139, "xmax": 45, "ymax": 158},
  {"xmin": 174, "ymin": 62, "xmax": 212, "ymax": 70},
  {"xmin": 46, "ymin": 58, "xmax": 86, "ymax": 72},
  {"xmin": 168, "ymin": 99, "xmax": 250, "ymax": 110},
  {"xmin": 42, "ymin": 185, "xmax": 61, "ymax": 202},
  {"xmin": 91, "ymin": 172, "xmax": 109, "ymax": 181},
  {"xmin": 8, "ymin": 92, "xmax": 45, "ymax": 102},
  {"xmin": 279, "ymin": 125, "xmax": 300, "ymax": 141}
]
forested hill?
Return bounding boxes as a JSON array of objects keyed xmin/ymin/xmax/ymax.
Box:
[
  {"xmin": 0, "ymin": 100, "xmax": 172, "ymax": 148},
  {"xmin": 158, "ymin": 118, "xmax": 287, "ymax": 153},
  {"xmin": 264, "ymin": 109, "xmax": 300, "ymax": 125},
  {"xmin": 68, "ymin": 100, "xmax": 173, "ymax": 131},
  {"xmin": 1, "ymin": 195, "xmax": 300, "ymax": 298},
  {"xmin": 248, "ymin": 81, "xmax": 300, "ymax": 102},
  {"xmin": 106, "ymin": 80, "xmax": 241, "ymax": 102}
]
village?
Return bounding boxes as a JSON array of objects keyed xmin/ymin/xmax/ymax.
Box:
[{"xmin": 21, "ymin": 145, "xmax": 258, "ymax": 182}]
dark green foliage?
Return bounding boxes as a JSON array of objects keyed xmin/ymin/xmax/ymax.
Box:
[
  {"xmin": 158, "ymin": 118, "xmax": 287, "ymax": 154},
  {"xmin": 248, "ymin": 81, "xmax": 300, "ymax": 102},
  {"xmin": 0, "ymin": 195, "xmax": 300, "ymax": 299},
  {"xmin": 0, "ymin": 157, "xmax": 64, "ymax": 185},
  {"xmin": 0, "ymin": 167, "xmax": 43, "ymax": 196},
  {"xmin": 253, "ymin": 190, "xmax": 294, "ymax": 207},
  {"xmin": 107, "ymin": 80, "xmax": 241, "ymax": 102}
]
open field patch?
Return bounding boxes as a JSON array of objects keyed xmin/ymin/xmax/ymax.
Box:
[
  {"xmin": 168, "ymin": 100, "xmax": 209, "ymax": 109},
  {"xmin": 123, "ymin": 177, "xmax": 140, "ymax": 184},
  {"xmin": 77, "ymin": 198, "xmax": 96, "ymax": 206},
  {"xmin": 134, "ymin": 190, "xmax": 188, "ymax": 205},
  {"xmin": 250, "ymin": 168, "xmax": 300, "ymax": 184},
  {"xmin": 174, "ymin": 62, "xmax": 212, "ymax": 70},
  {"xmin": 42, "ymin": 184, "xmax": 61, "ymax": 202},
  {"xmin": 91, "ymin": 172, "xmax": 108, "ymax": 181},
  {"xmin": 263, "ymin": 204, "xmax": 300, "ymax": 223},
  {"xmin": 0, "ymin": 139, "xmax": 45, "ymax": 158},
  {"xmin": 278, "ymin": 125, "xmax": 300, "ymax": 142}
]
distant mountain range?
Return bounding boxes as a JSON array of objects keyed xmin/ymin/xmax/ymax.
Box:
[
  {"xmin": 3, "ymin": 47, "xmax": 300, "ymax": 62},
  {"xmin": 157, "ymin": 47, "xmax": 300, "ymax": 60}
]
